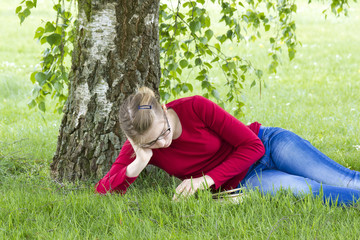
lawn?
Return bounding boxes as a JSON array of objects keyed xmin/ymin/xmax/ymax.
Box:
[{"xmin": 1, "ymin": 0, "xmax": 360, "ymax": 239}]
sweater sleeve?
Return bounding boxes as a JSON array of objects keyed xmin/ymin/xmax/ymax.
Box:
[
  {"xmin": 192, "ymin": 96, "xmax": 265, "ymax": 189},
  {"xmin": 95, "ymin": 140, "xmax": 138, "ymax": 194}
]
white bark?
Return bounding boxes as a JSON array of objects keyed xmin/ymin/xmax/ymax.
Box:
[
  {"xmin": 80, "ymin": 3, "xmax": 117, "ymax": 64},
  {"xmin": 74, "ymin": 3, "xmax": 117, "ymax": 127}
]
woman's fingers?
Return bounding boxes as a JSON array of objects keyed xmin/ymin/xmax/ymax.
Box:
[
  {"xmin": 173, "ymin": 187, "xmax": 192, "ymax": 201},
  {"xmin": 173, "ymin": 179, "xmax": 197, "ymax": 201},
  {"xmin": 173, "ymin": 176, "xmax": 213, "ymax": 201}
]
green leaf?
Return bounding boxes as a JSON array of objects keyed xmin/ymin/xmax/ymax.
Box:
[
  {"xmin": 201, "ymin": 81, "xmax": 210, "ymax": 89},
  {"xmin": 26, "ymin": 1, "xmax": 34, "ymax": 8},
  {"xmin": 250, "ymin": 80, "xmax": 256, "ymax": 88},
  {"xmin": 255, "ymin": 69, "xmax": 263, "ymax": 79},
  {"xmin": 53, "ymin": 4, "xmax": 61, "ymax": 11},
  {"xmin": 30, "ymin": 71, "xmax": 38, "ymax": 84},
  {"xmin": 216, "ymin": 34, "xmax": 227, "ymax": 44},
  {"xmin": 38, "ymin": 101, "xmax": 46, "ymax": 112},
  {"xmin": 179, "ymin": 59, "xmax": 188, "ymax": 68},
  {"xmin": 64, "ymin": 11, "xmax": 72, "ymax": 19},
  {"xmin": 40, "ymin": 36, "xmax": 47, "ymax": 45},
  {"xmin": 186, "ymin": 83, "xmax": 193, "ymax": 92},
  {"xmin": 176, "ymin": 67, "xmax": 182, "ymax": 75},
  {"xmin": 160, "ymin": 91, "xmax": 170, "ymax": 101},
  {"xmin": 204, "ymin": 62, "xmax": 213, "ymax": 69},
  {"xmin": 42, "ymin": 82, "xmax": 52, "ymax": 93},
  {"xmin": 288, "ymin": 49, "xmax": 296, "ymax": 60},
  {"xmin": 59, "ymin": 94, "xmax": 67, "ymax": 102},
  {"xmin": 269, "ymin": 61, "xmax": 278, "ymax": 73},
  {"xmin": 205, "ymin": 49, "xmax": 213, "ymax": 56},
  {"xmin": 182, "ymin": 84, "xmax": 189, "ymax": 93},
  {"xmin": 240, "ymin": 65, "xmax": 248, "ymax": 72},
  {"xmin": 265, "ymin": 25, "xmax": 270, "ymax": 31},
  {"xmin": 205, "ymin": 16, "xmax": 211, "ymax": 27},
  {"xmin": 211, "ymin": 89, "xmax": 220, "ymax": 100},
  {"xmin": 15, "ymin": 6, "xmax": 22, "ymax": 14},
  {"xmin": 189, "ymin": 21, "xmax": 201, "ymax": 33},
  {"xmin": 226, "ymin": 30, "xmax": 233, "ymax": 39},
  {"xmin": 180, "ymin": 43, "xmax": 188, "ymax": 51},
  {"xmin": 27, "ymin": 99, "xmax": 36, "ymax": 109},
  {"xmin": 57, "ymin": 107, "xmax": 63, "ymax": 114},
  {"xmin": 23, "ymin": 8, "xmax": 31, "ymax": 17},
  {"xmin": 199, "ymin": 37, "xmax": 207, "ymax": 44},
  {"xmin": 221, "ymin": 64, "xmax": 229, "ymax": 72},
  {"xmin": 54, "ymin": 82, "xmax": 63, "ymax": 92},
  {"xmin": 35, "ymin": 72, "xmax": 47, "ymax": 86},
  {"xmin": 195, "ymin": 58, "xmax": 202, "ymax": 66},
  {"xmin": 45, "ymin": 22, "xmax": 56, "ymax": 33},
  {"xmin": 266, "ymin": 2, "xmax": 273, "ymax": 10},
  {"xmin": 196, "ymin": 75, "xmax": 206, "ymax": 81},
  {"xmin": 34, "ymin": 27, "xmax": 44, "ymax": 39},
  {"xmin": 211, "ymin": 56, "xmax": 219, "ymax": 63},
  {"xmin": 55, "ymin": 26, "xmax": 62, "ymax": 35},
  {"xmin": 162, "ymin": 69, "xmax": 169, "ymax": 77},
  {"xmin": 227, "ymin": 62, "xmax": 236, "ymax": 70},
  {"xmin": 167, "ymin": 63, "xmax": 176, "ymax": 71},
  {"xmin": 205, "ymin": 29, "xmax": 213, "ymax": 40},
  {"xmin": 184, "ymin": 51, "xmax": 195, "ymax": 59},
  {"xmin": 46, "ymin": 33, "xmax": 62, "ymax": 46}
]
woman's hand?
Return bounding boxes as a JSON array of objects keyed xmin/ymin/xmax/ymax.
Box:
[
  {"xmin": 134, "ymin": 146, "xmax": 153, "ymax": 163},
  {"xmin": 128, "ymin": 138, "xmax": 153, "ymax": 163},
  {"xmin": 172, "ymin": 175, "xmax": 214, "ymax": 201},
  {"xmin": 126, "ymin": 138, "xmax": 153, "ymax": 177}
]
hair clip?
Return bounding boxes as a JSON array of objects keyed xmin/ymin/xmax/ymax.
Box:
[{"xmin": 138, "ymin": 105, "xmax": 152, "ymax": 109}]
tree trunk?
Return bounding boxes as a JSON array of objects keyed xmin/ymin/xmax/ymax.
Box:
[{"xmin": 51, "ymin": 0, "xmax": 161, "ymax": 181}]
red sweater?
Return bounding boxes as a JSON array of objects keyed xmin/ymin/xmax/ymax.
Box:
[{"xmin": 96, "ymin": 95, "xmax": 265, "ymax": 194}]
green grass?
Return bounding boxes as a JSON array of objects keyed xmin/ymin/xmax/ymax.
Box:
[{"xmin": 1, "ymin": 0, "xmax": 360, "ymax": 239}]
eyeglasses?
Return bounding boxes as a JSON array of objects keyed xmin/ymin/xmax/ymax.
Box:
[{"xmin": 139, "ymin": 110, "xmax": 171, "ymax": 148}]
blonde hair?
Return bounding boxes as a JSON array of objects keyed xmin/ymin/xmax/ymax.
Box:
[{"xmin": 119, "ymin": 86, "xmax": 162, "ymax": 145}]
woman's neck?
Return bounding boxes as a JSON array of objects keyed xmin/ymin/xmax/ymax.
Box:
[{"xmin": 168, "ymin": 109, "xmax": 182, "ymax": 140}]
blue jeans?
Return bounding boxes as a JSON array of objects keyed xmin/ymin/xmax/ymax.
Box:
[{"xmin": 239, "ymin": 127, "xmax": 360, "ymax": 206}]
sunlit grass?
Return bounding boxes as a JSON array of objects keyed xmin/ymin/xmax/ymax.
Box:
[{"xmin": 1, "ymin": 0, "xmax": 360, "ymax": 239}]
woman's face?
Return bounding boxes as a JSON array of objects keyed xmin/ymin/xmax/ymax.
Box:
[{"xmin": 138, "ymin": 111, "xmax": 173, "ymax": 149}]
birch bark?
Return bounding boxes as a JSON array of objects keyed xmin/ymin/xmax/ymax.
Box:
[{"xmin": 51, "ymin": 0, "xmax": 161, "ymax": 181}]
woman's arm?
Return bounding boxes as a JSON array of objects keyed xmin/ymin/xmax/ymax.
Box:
[
  {"xmin": 126, "ymin": 139, "xmax": 153, "ymax": 177},
  {"xmin": 192, "ymin": 95, "xmax": 265, "ymax": 189},
  {"xmin": 95, "ymin": 140, "xmax": 152, "ymax": 194}
]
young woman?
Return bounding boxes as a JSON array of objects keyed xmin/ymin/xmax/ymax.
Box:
[{"xmin": 95, "ymin": 87, "xmax": 360, "ymax": 206}]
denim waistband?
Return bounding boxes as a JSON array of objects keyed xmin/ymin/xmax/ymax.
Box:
[{"xmin": 258, "ymin": 126, "xmax": 265, "ymax": 139}]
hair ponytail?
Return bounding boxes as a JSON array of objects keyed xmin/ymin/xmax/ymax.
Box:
[
  {"xmin": 119, "ymin": 86, "xmax": 162, "ymax": 145},
  {"xmin": 138, "ymin": 86, "xmax": 155, "ymax": 105}
]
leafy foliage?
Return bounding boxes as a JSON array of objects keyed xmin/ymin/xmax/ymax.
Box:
[
  {"xmin": 159, "ymin": 0, "xmax": 299, "ymax": 117},
  {"xmin": 16, "ymin": 0, "xmax": 75, "ymax": 114},
  {"xmin": 16, "ymin": 0, "xmax": 354, "ymax": 117}
]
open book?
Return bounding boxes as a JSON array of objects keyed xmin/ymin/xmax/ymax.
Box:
[{"xmin": 212, "ymin": 188, "xmax": 245, "ymax": 204}]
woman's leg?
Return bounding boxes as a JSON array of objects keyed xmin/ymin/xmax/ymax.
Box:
[
  {"xmin": 243, "ymin": 167, "xmax": 360, "ymax": 206},
  {"xmin": 265, "ymin": 128, "xmax": 360, "ymax": 190}
]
